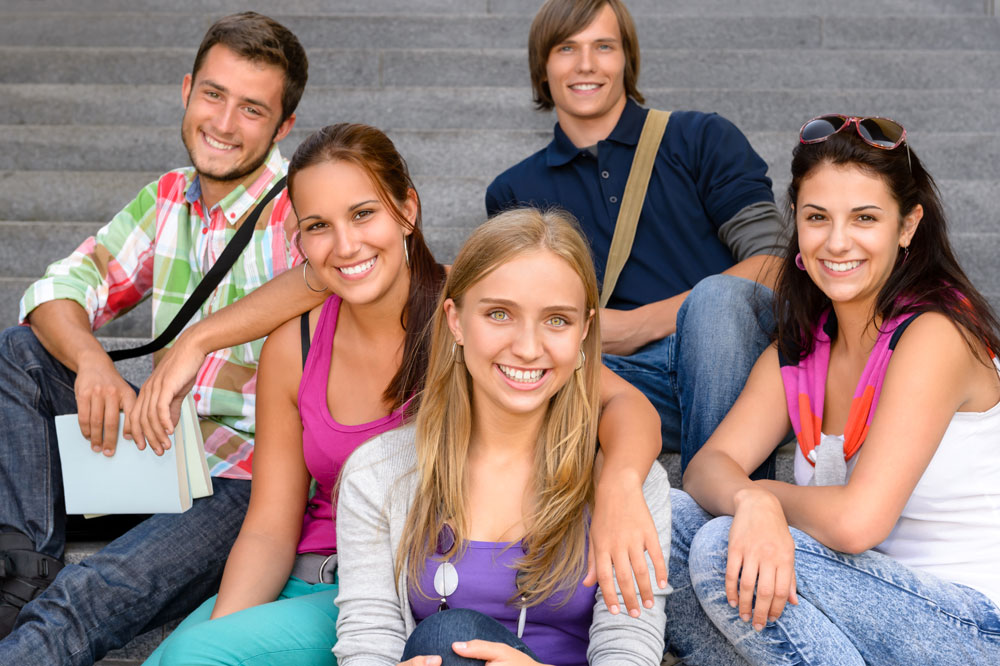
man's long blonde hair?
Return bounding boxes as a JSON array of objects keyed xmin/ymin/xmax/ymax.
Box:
[{"xmin": 397, "ymin": 207, "xmax": 602, "ymax": 607}]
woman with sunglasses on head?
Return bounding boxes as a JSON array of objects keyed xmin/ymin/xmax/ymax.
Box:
[
  {"xmin": 334, "ymin": 208, "xmax": 672, "ymax": 666},
  {"xmin": 664, "ymin": 115, "xmax": 1000, "ymax": 665},
  {"xmin": 146, "ymin": 126, "xmax": 665, "ymax": 666}
]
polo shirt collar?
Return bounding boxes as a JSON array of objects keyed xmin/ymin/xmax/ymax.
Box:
[
  {"xmin": 545, "ymin": 98, "xmax": 647, "ymax": 167},
  {"xmin": 184, "ymin": 144, "xmax": 285, "ymax": 225}
]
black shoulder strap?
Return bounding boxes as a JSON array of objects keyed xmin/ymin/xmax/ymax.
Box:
[
  {"xmin": 300, "ymin": 311, "xmax": 311, "ymax": 370},
  {"xmin": 109, "ymin": 176, "xmax": 287, "ymax": 362}
]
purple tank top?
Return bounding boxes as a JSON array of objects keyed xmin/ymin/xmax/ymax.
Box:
[
  {"xmin": 409, "ymin": 540, "xmax": 596, "ymax": 665},
  {"xmin": 296, "ymin": 294, "xmax": 407, "ymax": 555}
]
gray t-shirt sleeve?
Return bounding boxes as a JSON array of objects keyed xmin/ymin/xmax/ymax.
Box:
[{"xmin": 717, "ymin": 200, "xmax": 787, "ymax": 262}]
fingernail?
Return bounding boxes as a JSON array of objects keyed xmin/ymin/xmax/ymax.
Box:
[
  {"xmin": 103, "ymin": 448, "xmax": 113, "ymax": 457},
  {"xmin": 754, "ymin": 623, "xmax": 764, "ymax": 632},
  {"xmin": 728, "ymin": 599, "xmax": 737, "ymax": 608},
  {"xmin": 629, "ymin": 608, "xmax": 640, "ymax": 618},
  {"xmin": 609, "ymin": 604, "xmax": 619, "ymax": 615},
  {"xmin": 644, "ymin": 599, "xmax": 654, "ymax": 609},
  {"xmin": 659, "ymin": 579, "xmax": 668, "ymax": 589},
  {"xmin": 741, "ymin": 613, "xmax": 750, "ymax": 623},
  {"xmin": 452, "ymin": 642, "xmax": 466, "ymax": 649},
  {"xmin": 92, "ymin": 445, "xmax": 101, "ymax": 453},
  {"xmin": 768, "ymin": 615, "xmax": 777, "ymax": 623}
]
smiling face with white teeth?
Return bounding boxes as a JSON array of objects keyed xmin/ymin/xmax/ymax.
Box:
[
  {"xmin": 444, "ymin": 249, "xmax": 592, "ymax": 424},
  {"xmin": 544, "ymin": 3, "xmax": 628, "ymax": 147},
  {"xmin": 180, "ymin": 45, "xmax": 295, "ymax": 206},
  {"xmin": 293, "ymin": 158, "xmax": 415, "ymax": 308},
  {"xmin": 795, "ymin": 162, "xmax": 922, "ymax": 311}
]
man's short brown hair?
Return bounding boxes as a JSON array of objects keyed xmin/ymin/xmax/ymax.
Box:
[
  {"xmin": 528, "ymin": 0, "xmax": 643, "ymax": 111},
  {"xmin": 191, "ymin": 12, "xmax": 308, "ymax": 125}
]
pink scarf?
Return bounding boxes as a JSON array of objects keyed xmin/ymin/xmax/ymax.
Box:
[{"xmin": 779, "ymin": 309, "xmax": 920, "ymax": 466}]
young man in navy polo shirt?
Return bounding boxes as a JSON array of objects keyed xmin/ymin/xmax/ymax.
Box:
[{"xmin": 486, "ymin": 0, "xmax": 783, "ymax": 476}]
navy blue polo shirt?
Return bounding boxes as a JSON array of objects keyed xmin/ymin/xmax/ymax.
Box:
[{"xmin": 485, "ymin": 99, "xmax": 775, "ymax": 311}]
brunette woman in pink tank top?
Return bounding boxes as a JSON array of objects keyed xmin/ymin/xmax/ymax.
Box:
[{"xmin": 148, "ymin": 124, "xmax": 668, "ymax": 666}]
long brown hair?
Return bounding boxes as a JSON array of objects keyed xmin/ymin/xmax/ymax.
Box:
[
  {"xmin": 398, "ymin": 207, "xmax": 602, "ymax": 607},
  {"xmin": 775, "ymin": 129, "xmax": 1000, "ymax": 363},
  {"xmin": 287, "ymin": 123, "xmax": 447, "ymax": 412}
]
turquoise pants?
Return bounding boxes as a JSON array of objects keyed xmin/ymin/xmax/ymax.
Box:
[{"xmin": 143, "ymin": 576, "xmax": 339, "ymax": 666}]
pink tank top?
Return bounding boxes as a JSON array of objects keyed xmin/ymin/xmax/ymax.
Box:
[{"xmin": 296, "ymin": 294, "xmax": 407, "ymax": 554}]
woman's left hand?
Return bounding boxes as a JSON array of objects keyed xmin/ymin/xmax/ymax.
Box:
[
  {"xmin": 585, "ymin": 472, "xmax": 668, "ymax": 616},
  {"xmin": 450, "ymin": 641, "xmax": 543, "ymax": 665}
]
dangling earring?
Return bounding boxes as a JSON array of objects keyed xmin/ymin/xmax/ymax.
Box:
[
  {"xmin": 794, "ymin": 252, "xmax": 806, "ymax": 271},
  {"xmin": 403, "ymin": 234, "xmax": 410, "ymax": 268},
  {"xmin": 901, "ymin": 245, "xmax": 910, "ymax": 263},
  {"xmin": 451, "ymin": 341, "xmax": 464, "ymax": 364},
  {"xmin": 302, "ymin": 259, "xmax": 328, "ymax": 293},
  {"xmin": 575, "ymin": 348, "xmax": 586, "ymax": 371}
]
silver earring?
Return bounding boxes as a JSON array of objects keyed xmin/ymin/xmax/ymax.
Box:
[
  {"xmin": 403, "ymin": 235, "xmax": 410, "ymax": 268},
  {"xmin": 452, "ymin": 341, "xmax": 463, "ymax": 364},
  {"xmin": 575, "ymin": 348, "xmax": 586, "ymax": 371},
  {"xmin": 901, "ymin": 245, "xmax": 910, "ymax": 263},
  {"xmin": 302, "ymin": 259, "xmax": 328, "ymax": 293}
]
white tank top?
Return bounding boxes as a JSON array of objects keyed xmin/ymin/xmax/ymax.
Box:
[{"xmin": 794, "ymin": 357, "xmax": 1000, "ymax": 607}]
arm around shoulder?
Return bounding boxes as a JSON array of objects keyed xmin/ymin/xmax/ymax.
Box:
[{"xmin": 587, "ymin": 463, "xmax": 671, "ymax": 664}]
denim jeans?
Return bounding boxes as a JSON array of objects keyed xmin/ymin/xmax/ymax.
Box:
[
  {"xmin": 0, "ymin": 326, "xmax": 252, "ymax": 665},
  {"xmin": 402, "ymin": 609, "xmax": 539, "ymax": 666},
  {"xmin": 680, "ymin": 491, "xmax": 1000, "ymax": 665},
  {"xmin": 664, "ymin": 490, "xmax": 748, "ymax": 665},
  {"xmin": 602, "ymin": 275, "xmax": 776, "ymax": 477}
]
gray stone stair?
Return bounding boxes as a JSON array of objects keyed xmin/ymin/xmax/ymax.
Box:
[{"xmin": 2, "ymin": 1, "xmax": 996, "ymax": 663}]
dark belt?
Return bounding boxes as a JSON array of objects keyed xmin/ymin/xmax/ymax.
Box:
[{"xmin": 290, "ymin": 552, "xmax": 337, "ymax": 585}]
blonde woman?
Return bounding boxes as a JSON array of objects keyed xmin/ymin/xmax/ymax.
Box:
[{"xmin": 334, "ymin": 208, "xmax": 671, "ymax": 666}]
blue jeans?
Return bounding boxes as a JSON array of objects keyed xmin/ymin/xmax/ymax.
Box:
[
  {"xmin": 602, "ymin": 275, "xmax": 776, "ymax": 477},
  {"xmin": 145, "ymin": 576, "xmax": 339, "ymax": 666},
  {"xmin": 679, "ymin": 491, "xmax": 1000, "ymax": 665},
  {"xmin": 664, "ymin": 490, "xmax": 748, "ymax": 665},
  {"xmin": 0, "ymin": 326, "xmax": 252, "ymax": 665},
  {"xmin": 402, "ymin": 609, "xmax": 539, "ymax": 665}
]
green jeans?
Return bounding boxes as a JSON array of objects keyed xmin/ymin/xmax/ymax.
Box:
[{"xmin": 143, "ymin": 576, "xmax": 339, "ymax": 666}]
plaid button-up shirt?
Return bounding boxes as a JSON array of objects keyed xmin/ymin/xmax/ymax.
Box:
[{"xmin": 20, "ymin": 145, "xmax": 301, "ymax": 479}]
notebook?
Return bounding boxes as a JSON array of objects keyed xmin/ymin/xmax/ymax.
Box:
[{"xmin": 55, "ymin": 394, "xmax": 213, "ymax": 514}]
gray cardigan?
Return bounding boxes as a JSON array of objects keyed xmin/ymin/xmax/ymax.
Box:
[{"xmin": 333, "ymin": 424, "xmax": 673, "ymax": 665}]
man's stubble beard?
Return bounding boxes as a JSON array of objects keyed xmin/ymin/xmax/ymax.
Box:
[{"xmin": 179, "ymin": 111, "xmax": 280, "ymax": 186}]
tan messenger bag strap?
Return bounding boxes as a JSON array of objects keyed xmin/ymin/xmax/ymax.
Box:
[{"xmin": 599, "ymin": 109, "xmax": 671, "ymax": 308}]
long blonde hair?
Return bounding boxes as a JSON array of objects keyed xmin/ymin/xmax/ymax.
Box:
[{"xmin": 397, "ymin": 207, "xmax": 602, "ymax": 607}]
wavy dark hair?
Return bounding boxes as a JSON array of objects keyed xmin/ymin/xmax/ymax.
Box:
[
  {"xmin": 775, "ymin": 129, "xmax": 1000, "ymax": 363},
  {"xmin": 287, "ymin": 123, "xmax": 447, "ymax": 413}
]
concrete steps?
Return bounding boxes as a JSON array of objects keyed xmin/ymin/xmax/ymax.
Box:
[{"xmin": 1, "ymin": 1, "xmax": 996, "ymax": 663}]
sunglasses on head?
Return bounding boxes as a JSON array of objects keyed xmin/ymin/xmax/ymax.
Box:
[{"xmin": 799, "ymin": 114, "xmax": 911, "ymax": 171}]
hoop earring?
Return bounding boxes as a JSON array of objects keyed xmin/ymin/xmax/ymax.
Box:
[
  {"xmin": 302, "ymin": 259, "xmax": 328, "ymax": 293},
  {"xmin": 575, "ymin": 348, "xmax": 586, "ymax": 371},
  {"xmin": 795, "ymin": 253, "xmax": 806, "ymax": 271},
  {"xmin": 403, "ymin": 235, "xmax": 410, "ymax": 268},
  {"xmin": 452, "ymin": 341, "xmax": 464, "ymax": 364}
]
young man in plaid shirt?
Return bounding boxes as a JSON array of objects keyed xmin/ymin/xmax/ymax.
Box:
[{"xmin": 0, "ymin": 12, "xmax": 313, "ymax": 663}]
